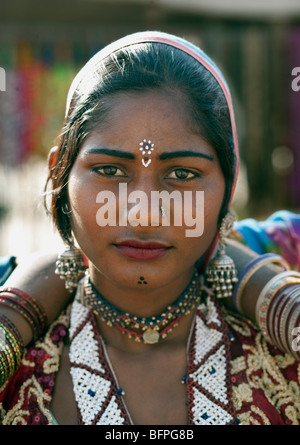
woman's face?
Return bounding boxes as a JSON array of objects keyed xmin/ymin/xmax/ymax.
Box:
[{"xmin": 68, "ymin": 90, "xmax": 225, "ymax": 294}]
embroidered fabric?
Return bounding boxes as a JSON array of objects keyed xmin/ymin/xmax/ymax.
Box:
[{"xmin": 1, "ymin": 284, "xmax": 300, "ymax": 425}]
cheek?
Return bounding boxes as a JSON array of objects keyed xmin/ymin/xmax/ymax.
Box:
[
  {"xmin": 204, "ymin": 168, "xmax": 226, "ymax": 213},
  {"xmin": 203, "ymin": 189, "xmax": 224, "ymax": 225},
  {"xmin": 67, "ymin": 169, "xmax": 100, "ymax": 236},
  {"xmin": 201, "ymin": 173, "xmax": 225, "ymax": 239},
  {"xmin": 171, "ymin": 176, "xmax": 224, "ymax": 260}
]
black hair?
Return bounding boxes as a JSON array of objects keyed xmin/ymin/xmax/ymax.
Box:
[{"xmin": 45, "ymin": 42, "xmax": 236, "ymax": 245}]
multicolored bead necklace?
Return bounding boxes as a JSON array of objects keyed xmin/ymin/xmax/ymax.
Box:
[{"xmin": 82, "ymin": 271, "xmax": 202, "ymax": 344}]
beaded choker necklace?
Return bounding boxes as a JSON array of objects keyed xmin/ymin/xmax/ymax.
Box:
[{"xmin": 82, "ymin": 272, "xmax": 202, "ymax": 344}]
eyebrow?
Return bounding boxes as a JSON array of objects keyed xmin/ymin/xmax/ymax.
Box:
[
  {"xmin": 83, "ymin": 148, "xmax": 135, "ymax": 159},
  {"xmin": 159, "ymin": 150, "xmax": 214, "ymax": 161},
  {"xmin": 83, "ymin": 147, "xmax": 214, "ymax": 161}
]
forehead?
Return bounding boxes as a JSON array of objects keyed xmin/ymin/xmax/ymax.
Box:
[
  {"xmin": 102, "ymin": 89, "xmax": 189, "ymax": 129},
  {"xmin": 82, "ymin": 89, "xmax": 214, "ymax": 156}
]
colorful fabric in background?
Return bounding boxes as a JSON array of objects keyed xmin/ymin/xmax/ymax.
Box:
[
  {"xmin": 0, "ymin": 256, "xmax": 16, "ymax": 286},
  {"xmin": 234, "ymin": 211, "xmax": 300, "ymax": 271},
  {"xmin": 0, "ymin": 39, "xmax": 103, "ymax": 165}
]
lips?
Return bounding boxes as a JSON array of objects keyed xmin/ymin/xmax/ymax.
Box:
[{"xmin": 114, "ymin": 239, "xmax": 172, "ymax": 261}]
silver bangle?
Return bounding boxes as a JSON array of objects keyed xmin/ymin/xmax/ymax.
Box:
[
  {"xmin": 278, "ymin": 287, "xmax": 300, "ymax": 353},
  {"xmin": 255, "ymin": 271, "xmax": 300, "ymax": 341}
]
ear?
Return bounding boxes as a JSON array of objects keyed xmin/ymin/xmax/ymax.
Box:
[{"xmin": 48, "ymin": 146, "xmax": 58, "ymax": 171}]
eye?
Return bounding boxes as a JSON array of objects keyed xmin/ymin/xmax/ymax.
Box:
[
  {"xmin": 93, "ymin": 165, "xmax": 125, "ymax": 177},
  {"xmin": 167, "ymin": 168, "xmax": 200, "ymax": 180}
]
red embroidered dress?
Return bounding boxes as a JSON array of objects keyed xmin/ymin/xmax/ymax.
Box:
[{"xmin": 0, "ymin": 292, "xmax": 299, "ymax": 425}]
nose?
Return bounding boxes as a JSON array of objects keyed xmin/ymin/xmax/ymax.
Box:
[
  {"xmin": 118, "ymin": 177, "xmax": 165, "ymax": 228},
  {"xmin": 119, "ymin": 188, "xmax": 161, "ymax": 228}
]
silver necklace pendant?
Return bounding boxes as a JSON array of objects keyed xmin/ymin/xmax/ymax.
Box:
[{"xmin": 143, "ymin": 328, "xmax": 160, "ymax": 344}]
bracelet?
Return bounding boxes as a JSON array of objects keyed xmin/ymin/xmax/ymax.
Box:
[
  {"xmin": 278, "ymin": 287, "xmax": 300, "ymax": 354},
  {"xmin": 255, "ymin": 272, "xmax": 300, "ymax": 360},
  {"xmin": 267, "ymin": 285, "xmax": 292, "ymax": 348},
  {"xmin": 0, "ymin": 314, "xmax": 24, "ymax": 386},
  {"xmin": 255, "ymin": 271, "xmax": 300, "ymax": 342},
  {"xmin": 0, "ymin": 332, "xmax": 23, "ymax": 384},
  {"xmin": 0, "ymin": 295, "xmax": 41, "ymax": 341},
  {"xmin": 272, "ymin": 285, "xmax": 299, "ymax": 352},
  {"xmin": 284, "ymin": 298, "xmax": 300, "ymax": 359},
  {"xmin": 233, "ymin": 253, "xmax": 291, "ymax": 313},
  {"xmin": 2, "ymin": 287, "xmax": 48, "ymax": 329},
  {"xmin": 0, "ymin": 337, "xmax": 14, "ymax": 384},
  {"xmin": 0, "ymin": 287, "xmax": 48, "ymax": 341},
  {"xmin": 289, "ymin": 311, "xmax": 300, "ymax": 360}
]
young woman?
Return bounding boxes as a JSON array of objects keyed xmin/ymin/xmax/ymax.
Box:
[{"xmin": 0, "ymin": 31, "xmax": 299, "ymax": 425}]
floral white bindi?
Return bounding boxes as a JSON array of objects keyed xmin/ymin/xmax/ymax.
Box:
[{"xmin": 139, "ymin": 139, "xmax": 155, "ymax": 167}]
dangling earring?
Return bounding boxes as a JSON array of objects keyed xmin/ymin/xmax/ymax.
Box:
[
  {"xmin": 205, "ymin": 211, "xmax": 238, "ymax": 299},
  {"xmin": 55, "ymin": 245, "xmax": 86, "ymax": 292}
]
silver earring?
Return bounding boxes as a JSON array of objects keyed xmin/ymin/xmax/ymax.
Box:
[
  {"xmin": 205, "ymin": 211, "xmax": 238, "ymax": 299},
  {"xmin": 55, "ymin": 245, "xmax": 86, "ymax": 292}
]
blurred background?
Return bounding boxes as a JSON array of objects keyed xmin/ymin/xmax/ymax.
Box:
[{"xmin": 0, "ymin": 0, "xmax": 300, "ymax": 257}]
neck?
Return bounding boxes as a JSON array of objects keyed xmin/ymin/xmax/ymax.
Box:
[
  {"xmin": 88, "ymin": 265, "xmax": 197, "ymax": 318},
  {"xmin": 85, "ymin": 265, "xmax": 201, "ymax": 352}
]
